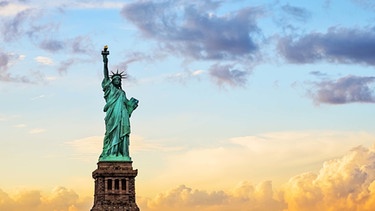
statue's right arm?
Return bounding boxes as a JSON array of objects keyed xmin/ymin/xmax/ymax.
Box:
[{"xmin": 103, "ymin": 55, "xmax": 109, "ymax": 80}]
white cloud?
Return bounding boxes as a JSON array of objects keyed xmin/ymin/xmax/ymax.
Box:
[
  {"xmin": 138, "ymin": 182, "xmax": 286, "ymax": 211},
  {"xmin": 65, "ymin": 135, "xmax": 182, "ymax": 161},
  {"xmin": 151, "ymin": 131, "xmax": 375, "ymax": 192},
  {"xmin": 0, "ymin": 187, "xmax": 92, "ymax": 211},
  {"xmin": 192, "ymin": 69, "xmax": 205, "ymax": 76},
  {"xmin": 0, "ymin": 3, "xmax": 31, "ymax": 17},
  {"xmin": 140, "ymin": 143, "xmax": 375, "ymax": 211},
  {"xmin": 35, "ymin": 56, "xmax": 53, "ymax": 65},
  {"xmin": 65, "ymin": 136, "xmax": 102, "ymax": 154},
  {"xmin": 75, "ymin": 2, "xmax": 125, "ymax": 9},
  {"xmin": 31, "ymin": 94, "xmax": 45, "ymax": 100},
  {"xmin": 29, "ymin": 128, "xmax": 46, "ymax": 134},
  {"xmin": 2, "ymin": 139, "xmax": 375, "ymax": 211},
  {"xmin": 45, "ymin": 76, "xmax": 58, "ymax": 81},
  {"xmin": 13, "ymin": 124, "xmax": 27, "ymax": 128}
]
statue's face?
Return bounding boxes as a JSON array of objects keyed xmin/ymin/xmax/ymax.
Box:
[{"xmin": 112, "ymin": 77, "xmax": 121, "ymax": 87}]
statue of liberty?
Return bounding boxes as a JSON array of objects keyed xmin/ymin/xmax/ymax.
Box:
[{"xmin": 99, "ymin": 46, "xmax": 138, "ymax": 161}]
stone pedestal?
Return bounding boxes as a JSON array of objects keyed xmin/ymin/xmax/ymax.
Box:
[{"xmin": 91, "ymin": 161, "xmax": 140, "ymax": 211}]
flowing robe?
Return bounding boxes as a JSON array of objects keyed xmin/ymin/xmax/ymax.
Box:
[{"xmin": 99, "ymin": 77, "xmax": 135, "ymax": 161}]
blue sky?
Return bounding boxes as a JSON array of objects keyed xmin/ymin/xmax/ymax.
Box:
[{"xmin": 1, "ymin": 0, "xmax": 375, "ymax": 210}]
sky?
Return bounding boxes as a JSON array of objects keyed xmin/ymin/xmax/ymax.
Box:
[{"xmin": 1, "ymin": 0, "xmax": 375, "ymax": 210}]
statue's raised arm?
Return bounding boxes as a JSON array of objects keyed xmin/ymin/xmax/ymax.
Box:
[{"xmin": 102, "ymin": 45, "xmax": 109, "ymax": 80}]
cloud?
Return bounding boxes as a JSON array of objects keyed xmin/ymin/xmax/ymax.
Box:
[
  {"xmin": 65, "ymin": 135, "xmax": 182, "ymax": 161},
  {"xmin": 281, "ymin": 4, "xmax": 311, "ymax": 22},
  {"xmin": 57, "ymin": 59, "xmax": 76, "ymax": 74},
  {"xmin": 64, "ymin": 136, "xmax": 102, "ymax": 161},
  {"xmin": 0, "ymin": 187, "xmax": 91, "ymax": 211},
  {"xmin": 121, "ymin": 0, "xmax": 263, "ymax": 87},
  {"xmin": 13, "ymin": 123, "xmax": 27, "ymax": 128},
  {"xmin": 39, "ymin": 39, "xmax": 65, "ymax": 52},
  {"xmin": 277, "ymin": 27, "xmax": 375, "ymax": 65},
  {"xmin": 166, "ymin": 69, "xmax": 204, "ymax": 84},
  {"xmin": 35, "ymin": 56, "xmax": 53, "ymax": 65},
  {"xmin": 282, "ymin": 144, "xmax": 375, "ymax": 211},
  {"xmin": 352, "ymin": 0, "xmax": 375, "ymax": 11},
  {"xmin": 140, "ymin": 143, "xmax": 375, "ymax": 211},
  {"xmin": 0, "ymin": 8, "xmax": 40, "ymax": 42},
  {"xmin": 121, "ymin": 1, "xmax": 261, "ymax": 60},
  {"xmin": 310, "ymin": 75, "xmax": 375, "ymax": 104},
  {"xmin": 3, "ymin": 135, "xmax": 375, "ymax": 211},
  {"xmin": 66, "ymin": 1, "xmax": 125, "ymax": 10},
  {"xmin": 0, "ymin": 51, "xmax": 42, "ymax": 83},
  {"xmin": 209, "ymin": 63, "xmax": 249, "ymax": 87},
  {"xmin": 0, "ymin": 1, "xmax": 31, "ymax": 17},
  {"xmin": 29, "ymin": 128, "xmax": 46, "ymax": 134},
  {"xmin": 149, "ymin": 131, "xmax": 375, "ymax": 197},
  {"xmin": 139, "ymin": 182, "xmax": 286, "ymax": 211},
  {"xmin": 39, "ymin": 35, "xmax": 94, "ymax": 54}
]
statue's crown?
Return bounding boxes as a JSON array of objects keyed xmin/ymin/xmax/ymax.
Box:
[{"xmin": 110, "ymin": 70, "xmax": 127, "ymax": 79}]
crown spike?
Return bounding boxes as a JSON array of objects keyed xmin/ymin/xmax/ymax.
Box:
[{"xmin": 110, "ymin": 70, "xmax": 127, "ymax": 79}]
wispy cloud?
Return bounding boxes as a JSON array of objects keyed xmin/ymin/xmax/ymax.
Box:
[
  {"xmin": 35, "ymin": 56, "xmax": 53, "ymax": 65},
  {"xmin": 60, "ymin": 1, "xmax": 125, "ymax": 10},
  {"xmin": 65, "ymin": 135, "xmax": 182, "ymax": 162},
  {"xmin": 310, "ymin": 75, "xmax": 375, "ymax": 104},
  {"xmin": 277, "ymin": 27, "xmax": 375, "ymax": 65},
  {"xmin": 150, "ymin": 130, "xmax": 375, "ymax": 196},
  {"xmin": 166, "ymin": 69, "xmax": 205, "ymax": 84},
  {"xmin": 0, "ymin": 51, "xmax": 42, "ymax": 83},
  {"xmin": 281, "ymin": 4, "xmax": 311, "ymax": 22},
  {"xmin": 0, "ymin": 8, "xmax": 41, "ymax": 42},
  {"xmin": 29, "ymin": 128, "xmax": 46, "ymax": 134},
  {"xmin": 120, "ymin": 0, "xmax": 263, "ymax": 87},
  {"xmin": 13, "ymin": 123, "xmax": 27, "ymax": 128},
  {"xmin": 209, "ymin": 63, "xmax": 249, "ymax": 87},
  {"xmin": 0, "ymin": 1, "xmax": 31, "ymax": 17}
]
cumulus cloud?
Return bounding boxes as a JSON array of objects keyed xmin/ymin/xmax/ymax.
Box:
[
  {"xmin": 310, "ymin": 75, "xmax": 375, "ymax": 104},
  {"xmin": 3, "ymin": 136, "xmax": 375, "ymax": 211},
  {"xmin": 139, "ymin": 143, "xmax": 375, "ymax": 211},
  {"xmin": 149, "ymin": 131, "xmax": 375, "ymax": 198},
  {"xmin": 139, "ymin": 182, "xmax": 286, "ymax": 211},
  {"xmin": 277, "ymin": 27, "xmax": 375, "ymax": 65},
  {"xmin": 283, "ymin": 144, "xmax": 375, "ymax": 211},
  {"xmin": 0, "ymin": 187, "xmax": 91, "ymax": 211}
]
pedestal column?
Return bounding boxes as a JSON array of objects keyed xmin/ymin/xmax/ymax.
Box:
[{"xmin": 91, "ymin": 161, "xmax": 139, "ymax": 211}]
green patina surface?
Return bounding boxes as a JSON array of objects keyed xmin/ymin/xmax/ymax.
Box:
[{"xmin": 99, "ymin": 46, "xmax": 138, "ymax": 162}]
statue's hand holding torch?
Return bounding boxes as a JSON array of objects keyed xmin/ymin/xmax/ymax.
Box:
[{"xmin": 102, "ymin": 45, "xmax": 109, "ymax": 64}]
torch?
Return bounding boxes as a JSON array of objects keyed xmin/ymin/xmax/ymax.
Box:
[{"xmin": 101, "ymin": 45, "xmax": 109, "ymax": 56}]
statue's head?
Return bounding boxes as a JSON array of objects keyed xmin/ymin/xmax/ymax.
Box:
[
  {"xmin": 110, "ymin": 70, "xmax": 126, "ymax": 88},
  {"xmin": 111, "ymin": 75, "xmax": 122, "ymax": 87}
]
